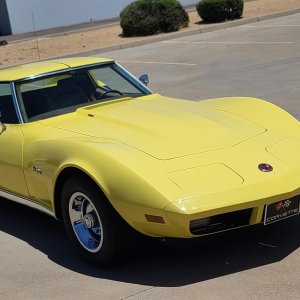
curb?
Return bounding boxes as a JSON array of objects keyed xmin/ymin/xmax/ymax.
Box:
[{"xmin": 59, "ymin": 8, "xmax": 300, "ymax": 58}]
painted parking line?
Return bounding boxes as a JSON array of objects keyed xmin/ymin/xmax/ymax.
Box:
[
  {"xmin": 118, "ymin": 60, "xmax": 197, "ymax": 66},
  {"xmin": 241, "ymin": 25, "xmax": 300, "ymax": 27},
  {"xmin": 162, "ymin": 41, "xmax": 295, "ymax": 45}
]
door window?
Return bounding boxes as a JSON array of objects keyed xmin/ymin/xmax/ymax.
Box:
[{"xmin": 0, "ymin": 83, "xmax": 19, "ymax": 124}]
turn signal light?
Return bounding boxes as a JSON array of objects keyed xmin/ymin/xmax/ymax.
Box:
[{"xmin": 145, "ymin": 214, "xmax": 165, "ymax": 224}]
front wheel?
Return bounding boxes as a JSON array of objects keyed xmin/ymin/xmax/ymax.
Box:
[{"xmin": 61, "ymin": 176, "xmax": 126, "ymax": 266}]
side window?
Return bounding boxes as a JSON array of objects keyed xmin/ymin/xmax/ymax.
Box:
[
  {"xmin": 89, "ymin": 67, "xmax": 142, "ymax": 94},
  {"xmin": 0, "ymin": 83, "xmax": 19, "ymax": 124}
]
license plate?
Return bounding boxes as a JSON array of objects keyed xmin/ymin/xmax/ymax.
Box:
[{"xmin": 264, "ymin": 197, "xmax": 300, "ymax": 225}]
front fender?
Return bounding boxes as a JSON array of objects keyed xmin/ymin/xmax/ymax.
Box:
[
  {"xmin": 50, "ymin": 140, "xmax": 179, "ymax": 231},
  {"xmin": 200, "ymin": 97, "xmax": 300, "ymax": 138}
]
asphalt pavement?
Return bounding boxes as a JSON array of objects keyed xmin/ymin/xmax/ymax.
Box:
[
  {"xmin": 1, "ymin": 12, "xmax": 300, "ymax": 300},
  {"xmin": 100, "ymin": 13, "xmax": 300, "ymax": 120}
]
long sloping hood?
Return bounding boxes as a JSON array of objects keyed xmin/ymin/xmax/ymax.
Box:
[{"xmin": 40, "ymin": 95, "xmax": 266, "ymax": 159}]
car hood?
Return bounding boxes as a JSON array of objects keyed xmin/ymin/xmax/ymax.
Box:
[{"xmin": 40, "ymin": 95, "xmax": 266, "ymax": 159}]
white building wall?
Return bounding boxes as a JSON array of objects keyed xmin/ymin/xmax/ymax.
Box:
[{"xmin": 6, "ymin": 0, "xmax": 197, "ymax": 34}]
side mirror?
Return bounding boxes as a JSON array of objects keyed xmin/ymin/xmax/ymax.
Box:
[{"xmin": 139, "ymin": 74, "xmax": 149, "ymax": 86}]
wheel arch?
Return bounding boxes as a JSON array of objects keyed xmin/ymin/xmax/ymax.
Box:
[{"xmin": 53, "ymin": 166, "xmax": 108, "ymax": 220}]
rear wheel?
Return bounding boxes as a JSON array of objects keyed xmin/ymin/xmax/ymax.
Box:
[{"xmin": 61, "ymin": 176, "xmax": 126, "ymax": 266}]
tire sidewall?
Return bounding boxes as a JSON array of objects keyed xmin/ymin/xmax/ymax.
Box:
[{"xmin": 61, "ymin": 177, "xmax": 118, "ymax": 266}]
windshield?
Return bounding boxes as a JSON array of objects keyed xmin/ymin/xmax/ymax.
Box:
[{"xmin": 15, "ymin": 63, "xmax": 151, "ymax": 122}]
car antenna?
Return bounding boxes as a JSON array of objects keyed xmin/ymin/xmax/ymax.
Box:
[{"xmin": 31, "ymin": 11, "xmax": 41, "ymax": 61}]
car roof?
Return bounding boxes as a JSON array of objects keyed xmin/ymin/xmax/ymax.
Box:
[{"xmin": 0, "ymin": 57, "xmax": 113, "ymax": 81}]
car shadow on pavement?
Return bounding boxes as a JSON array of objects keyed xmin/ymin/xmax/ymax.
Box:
[{"xmin": 1, "ymin": 197, "xmax": 299, "ymax": 287}]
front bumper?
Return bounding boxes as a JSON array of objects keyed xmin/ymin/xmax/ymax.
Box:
[{"xmin": 163, "ymin": 169, "xmax": 300, "ymax": 237}]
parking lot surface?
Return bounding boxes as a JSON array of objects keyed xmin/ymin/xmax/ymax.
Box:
[{"xmin": 1, "ymin": 13, "xmax": 300, "ymax": 300}]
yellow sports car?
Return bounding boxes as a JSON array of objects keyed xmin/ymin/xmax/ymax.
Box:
[{"xmin": 0, "ymin": 57, "xmax": 299, "ymax": 266}]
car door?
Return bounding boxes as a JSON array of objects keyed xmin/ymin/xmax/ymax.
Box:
[{"xmin": 0, "ymin": 83, "xmax": 29, "ymax": 197}]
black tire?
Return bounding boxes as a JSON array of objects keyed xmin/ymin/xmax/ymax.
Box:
[{"xmin": 61, "ymin": 176, "xmax": 127, "ymax": 266}]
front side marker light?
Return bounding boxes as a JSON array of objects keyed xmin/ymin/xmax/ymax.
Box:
[{"xmin": 145, "ymin": 214, "xmax": 165, "ymax": 224}]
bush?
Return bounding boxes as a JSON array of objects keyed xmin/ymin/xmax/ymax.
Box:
[
  {"xmin": 120, "ymin": 0, "xmax": 189, "ymax": 37},
  {"xmin": 196, "ymin": 0, "xmax": 244, "ymax": 23},
  {"xmin": 225, "ymin": 0, "xmax": 244, "ymax": 19},
  {"xmin": 158, "ymin": 0, "xmax": 190, "ymax": 32},
  {"xmin": 196, "ymin": 0, "xmax": 226, "ymax": 23}
]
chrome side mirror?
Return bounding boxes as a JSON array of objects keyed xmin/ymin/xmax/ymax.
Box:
[{"xmin": 139, "ymin": 74, "xmax": 149, "ymax": 86}]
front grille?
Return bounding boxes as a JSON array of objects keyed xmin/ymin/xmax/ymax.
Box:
[{"xmin": 190, "ymin": 208, "xmax": 252, "ymax": 235}]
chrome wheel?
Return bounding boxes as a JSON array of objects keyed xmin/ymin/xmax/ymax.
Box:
[
  {"xmin": 62, "ymin": 176, "xmax": 131, "ymax": 265},
  {"xmin": 68, "ymin": 192, "xmax": 103, "ymax": 253}
]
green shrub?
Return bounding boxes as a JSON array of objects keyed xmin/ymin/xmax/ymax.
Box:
[
  {"xmin": 120, "ymin": 1, "xmax": 159, "ymax": 36},
  {"xmin": 196, "ymin": 0, "xmax": 226, "ymax": 23},
  {"xmin": 225, "ymin": 0, "xmax": 244, "ymax": 19},
  {"xmin": 196, "ymin": 0, "xmax": 244, "ymax": 23},
  {"xmin": 120, "ymin": 0, "xmax": 189, "ymax": 37},
  {"xmin": 157, "ymin": 0, "xmax": 189, "ymax": 32}
]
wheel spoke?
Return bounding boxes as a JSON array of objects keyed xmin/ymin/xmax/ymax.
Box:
[{"xmin": 68, "ymin": 192, "xmax": 103, "ymax": 253}]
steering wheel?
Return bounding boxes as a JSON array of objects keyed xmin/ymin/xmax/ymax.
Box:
[{"xmin": 96, "ymin": 89, "xmax": 123, "ymax": 100}]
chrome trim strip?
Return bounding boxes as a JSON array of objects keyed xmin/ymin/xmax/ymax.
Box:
[
  {"xmin": 0, "ymin": 189, "xmax": 55, "ymax": 218},
  {"xmin": 116, "ymin": 62, "xmax": 153, "ymax": 94},
  {"xmin": 10, "ymin": 82, "xmax": 23, "ymax": 123},
  {"xmin": 190, "ymin": 222, "xmax": 262, "ymax": 238}
]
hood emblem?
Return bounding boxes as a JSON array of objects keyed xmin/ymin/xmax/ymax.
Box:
[{"xmin": 258, "ymin": 163, "xmax": 273, "ymax": 172}]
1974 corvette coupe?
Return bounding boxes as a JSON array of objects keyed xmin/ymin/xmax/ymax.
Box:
[{"xmin": 0, "ymin": 57, "xmax": 299, "ymax": 265}]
